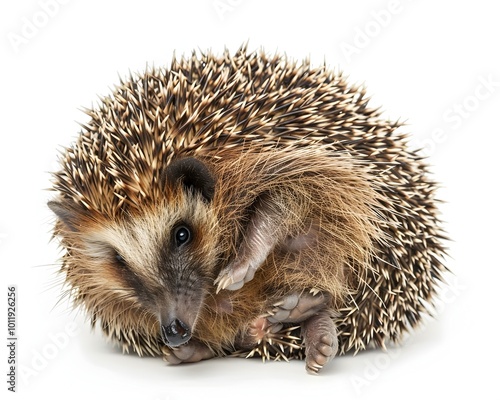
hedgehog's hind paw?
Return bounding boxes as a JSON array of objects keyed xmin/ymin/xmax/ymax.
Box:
[
  {"xmin": 266, "ymin": 291, "xmax": 331, "ymax": 324},
  {"xmin": 302, "ymin": 310, "xmax": 338, "ymax": 374},
  {"xmin": 162, "ymin": 340, "xmax": 214, "ymax": 365}
]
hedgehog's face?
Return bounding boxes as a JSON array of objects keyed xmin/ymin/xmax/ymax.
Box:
[{"xmin": 49, "ymin": 158, "xmax": 219, "ymax": 348}]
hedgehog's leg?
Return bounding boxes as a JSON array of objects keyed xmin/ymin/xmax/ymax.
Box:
[
  {"xmin": 162, "ymin": 339, "xmax": 214, "ymax": 365},
  {"xmin": 215, "ymin": 195, "xmax": 283, "ymax": 292},
  {"xmin": 265, "ymin": 291, "xmax": 338, "ymax": 374},
  {"xmin": 301, "ymin": 310, "xmax": 338, "ymax": 374}
]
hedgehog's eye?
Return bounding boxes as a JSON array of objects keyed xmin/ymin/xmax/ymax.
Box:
[
  {"xmin": 115, "ymin": 252, "xmax": 127, "ymax": 266},
  {"xmin": 174, "ymin": 226, "xmax": 191, "ymax": 247}
]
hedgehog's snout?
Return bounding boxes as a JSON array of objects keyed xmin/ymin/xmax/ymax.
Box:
[
  {"xmin": 161, "ymin": 318, "xmax": 191, "ymax": 347},
  {"xmin": 157, "ymin": 275, "xmax": 207, "ymax": 348}
]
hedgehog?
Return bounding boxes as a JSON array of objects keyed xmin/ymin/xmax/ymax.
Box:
[{"xmin": 48, "ymin": 46, "xmax": 447, "ymax": 374}]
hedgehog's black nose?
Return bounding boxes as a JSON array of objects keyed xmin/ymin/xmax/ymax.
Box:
[{"xmin": 161, "ymin": 319, "xmax": 191, "ymax": 347}]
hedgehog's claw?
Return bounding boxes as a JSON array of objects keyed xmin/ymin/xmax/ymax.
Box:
[
  {"xmin": 306, "ymin": 362, "xmax": 322, "ymax": 375},
  {"xmin": 214, "ymin": 272, "xmax": 233, "ymax": 293},
  {"xmin": 214, "ymin": 268, "xmax": 244, "ymax": 293},
  {"xmin": 215, "ymin": 260, "xmax": 257, "ymax": 293}
]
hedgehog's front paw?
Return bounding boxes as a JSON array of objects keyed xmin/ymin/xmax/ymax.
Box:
[
  {"xmin": 266, "ymin": 290, "xmax": 331, "ymax": 324},
  {"xmin": 301, "ymin": 310, "xmax": 338, "ymax": 374},
  {"xmin": 162, "ymin": 340, "xmax": 214, "ymax": 365},
  {"xmin": 215, "ymin": 259, "xmax": 258, "ymax": 292}
]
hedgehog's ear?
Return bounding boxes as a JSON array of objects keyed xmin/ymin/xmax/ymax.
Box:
[
  {"xmin": 48, "ymin": 200, "xmax": 82, "ymax": 232},
  {"xmin": 164, "ymin": 157, "xmax": 216, "ymax": 202}
]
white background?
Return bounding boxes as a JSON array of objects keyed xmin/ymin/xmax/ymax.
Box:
[{"xmin": 1, "ymin": 1, "xmax": 499, "ymax": 399}]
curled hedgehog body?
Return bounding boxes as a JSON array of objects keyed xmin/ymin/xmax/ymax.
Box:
[{"xmin": 48, "ymin": 47, "xmax": 447, "ymax": 373}]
